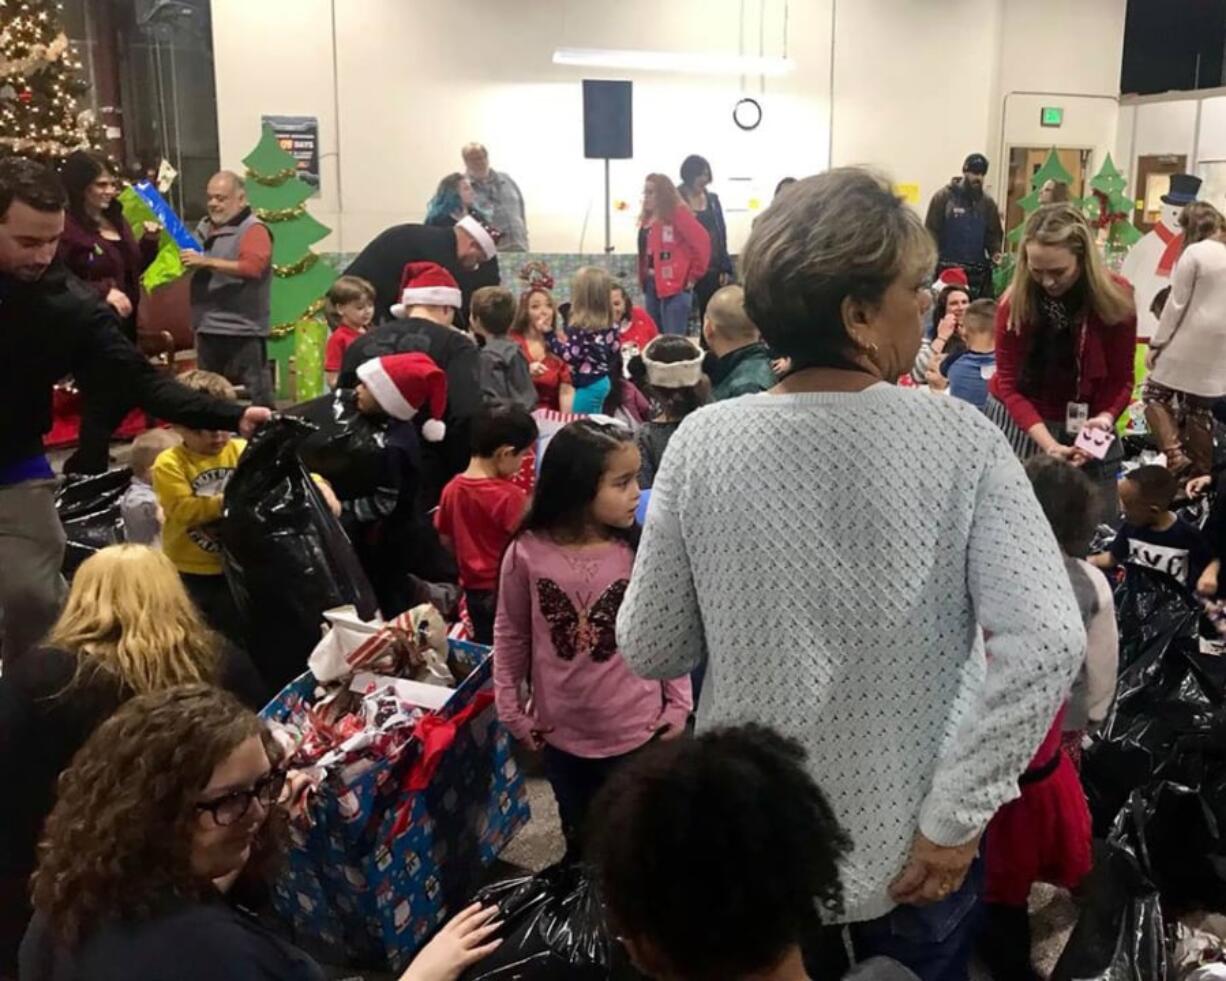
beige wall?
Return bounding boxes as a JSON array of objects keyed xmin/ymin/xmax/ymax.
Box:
[{"xmin": 211, "ymin": 0, "xmax": 1127, "ymax": 255}]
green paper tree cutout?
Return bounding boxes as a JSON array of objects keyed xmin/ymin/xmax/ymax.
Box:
[
  {"xmin": 241, "ymin": 124, "xmax": 336, "ymax": 400},
  {"xmin": 995, "ymin": 149, "xmax": 1078, "ymax": 295},
  {"xmin": 1082, "ymin": 154, "xmax": 1141, "ymax": 251}
]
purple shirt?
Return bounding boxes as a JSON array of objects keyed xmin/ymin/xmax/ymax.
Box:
[{"xmin": 548, "ymin": 326, "xmax": 620, "ymax": 389}]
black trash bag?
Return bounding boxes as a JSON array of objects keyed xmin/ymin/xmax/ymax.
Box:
[
  {"xmin": 1052, "ymin": 799, "xmax": 1169, "ymax": 981},
  {"xmin": 285, "ymin": 390, "xmax": 388, "ymax": 502},
  {"xmin": 457, "ymin": 864, "xmax": 614, "ymax": 981},
  {"xmin": 1082, "ymin": 566, "xmax": 1221, "ymax": 836},
  {"xmin": 1134, "ymin": 780, "xmax": 1226, "ymax": 912},
  {"xmin": 220, "ymin": 416, "xmax": 378, "ymax": 692},
  {"xmin": 54, "ymin": 468, "xmax": 131, "ymax": 577}
]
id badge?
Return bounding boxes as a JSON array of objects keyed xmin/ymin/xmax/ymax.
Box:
[{"xmin": 1066, "ymin": 401, "xmax": 1089, "ymax": 434}]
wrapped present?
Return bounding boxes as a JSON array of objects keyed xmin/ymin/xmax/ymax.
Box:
[{"xmin": 261, "ymin": 639, "xmax": 531, "ymax": 972}]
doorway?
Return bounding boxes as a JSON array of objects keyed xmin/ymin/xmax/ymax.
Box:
[
  {"xmin": 1005, "ymin": 147, "xmax": 1092, "ymax": 234},
  {"xmin": 1135, "ymin": 154, "xmax": 1189, "ymax": 231}
]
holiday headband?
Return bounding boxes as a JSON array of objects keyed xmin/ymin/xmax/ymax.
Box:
[
  {"xmin": 456, "ymin": 215, "xmax": 497, "ymax": 261},
  {"xmin": 643, "ymin": 339, "xmax": 705, "ymax": 389},
  {"xmin": 518, "ymin": 260, "xmax": 555, "ymax": 291}
]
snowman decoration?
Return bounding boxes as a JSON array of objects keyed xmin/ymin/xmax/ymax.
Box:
[{"xmin": 1121, "ymin": 173, "xmax": 1201, "ymax": 341}]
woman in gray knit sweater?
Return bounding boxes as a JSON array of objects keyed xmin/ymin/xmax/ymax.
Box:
[{"xmin": 618, "ymin": 169, "xmax": 1084, "ymax": 981}]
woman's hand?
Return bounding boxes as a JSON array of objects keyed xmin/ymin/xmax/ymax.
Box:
[
  {"xmin": 936, "ymin": 314, "xmax": 958, "ymax": 342},
  {"xmin": 105, "ymin": 288, "xmax": 133, "ymax": 319},
  {"xmin": 1083, "ymin": 413, "xmax": 1115, "ymax": 432},
  {"xmin": 888, "ymin": 832, "xmax": 979, "ymax": 907},
  {"xmin": 1187, "ymin": 475, "xmax": 1213, "ymax": 499},
  {"xmin": 399, "ymin": 903, "xmax": 503, "ymax": 981},
  {"xmin": 142, "ymin": 220, "xmax": 161, "ymax": 238},
  {"xmin": 529, "ymin": 361, "xmax": 547, "ymax": 377}
]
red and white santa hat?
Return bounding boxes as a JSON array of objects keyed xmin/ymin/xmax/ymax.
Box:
[
  {"xmin": 456, "ymin": 214, "xmax": 498, "ymax": 261},
  {"xmin": 934, "ymin": 267, "xmax": 969, "ymax": 291},
  {"xmin": 356, "ymin": 351, "xmax": 448, "ymax": 441},
  {"xmin": 389, "ymin": 261, "xmax": 462, "ymax": 320}
]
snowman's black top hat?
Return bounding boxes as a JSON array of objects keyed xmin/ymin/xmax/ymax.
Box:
[{"xmin": 1162, "ymin": 173, "xmax": 1202, "ymax": 205}]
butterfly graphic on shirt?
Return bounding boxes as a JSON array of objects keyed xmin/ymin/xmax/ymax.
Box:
[{"xmin": 536, "ymin": 577, "xmax": 629, "ymax": 662}]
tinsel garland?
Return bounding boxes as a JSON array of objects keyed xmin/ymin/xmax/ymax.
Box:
[
  {"xmin": 268, "ymin": 302, "xmax": 326, "ymax": 340},
  {"xmin": 255, "ymin": 204, "xmax": 306, "ymax": 223},
  {"xmin": 245, "ymin": 165, "xmax": 297, "ymax": 187},
  {"xmin": 0, "ymin": 30, "xmax": 69, "ymax": 76},
  {"xmin": 274, "ymin": 252, "xmax": 319, "ymax": 278}
]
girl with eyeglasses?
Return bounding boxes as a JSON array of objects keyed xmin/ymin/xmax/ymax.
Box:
[{"xmin": 19, "ymin": 685, "xmax": 503, "ymax": 981}]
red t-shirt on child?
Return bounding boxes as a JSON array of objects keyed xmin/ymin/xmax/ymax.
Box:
[
  {"xmin": 325, "ymin": 325, "xmax": 363, "ymax": 373},
  {"xmin": 435, "ymin": 475, "xmax": 528, "ymax": 591}
]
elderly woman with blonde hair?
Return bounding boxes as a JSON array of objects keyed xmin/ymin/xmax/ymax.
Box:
[{"xmin": 0, "ymin": 544, "xmax": 264, "ymax": 973}]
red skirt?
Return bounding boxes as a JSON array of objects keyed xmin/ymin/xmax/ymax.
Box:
[{"xmin": 983, "ymin": 749, "xmax": 1092, "ymax": 906}]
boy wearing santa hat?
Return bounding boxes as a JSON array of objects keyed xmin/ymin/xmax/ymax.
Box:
[
  {"xmin": 328, "ymin": 351, "xmax": 452, "ymax": 611},
  {"xmin": 340, "ymin": 261, "xmax": 482, "ymax": 506}
]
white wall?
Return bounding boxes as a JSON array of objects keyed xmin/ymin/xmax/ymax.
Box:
[{"xmin": 211, "ymin": 0, "xmax": 1127, "ymax": 256}]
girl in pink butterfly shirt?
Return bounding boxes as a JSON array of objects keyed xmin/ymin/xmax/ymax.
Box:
[{"xmin": 493, "ymin": 419, "xmax": 692, "ymax": 856}]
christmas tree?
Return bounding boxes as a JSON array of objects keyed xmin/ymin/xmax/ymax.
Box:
[
  {"xmin": 0, "ymin": 0, "xmax": 102, "ymax": 159},
  {"xmin": 993, "ymin": 149, "xmax": 1075, "ymax": 295},
  {"xmin": 241, "ymin": 124, "xmax": 336, "ymax": 400},
  {"xmin": 1081, "ymin": 153, "xmax": 1141, "ymax": 262}
]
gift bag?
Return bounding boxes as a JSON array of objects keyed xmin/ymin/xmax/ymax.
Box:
[
  {"xmin": 262, "ymin": 640, "xmax": 531, "ymax": 972},
  {"xmin": 221, "ymin": 416, "xmax": 379, "ymax": 690},
  {"xmin": 54, "ymin": 469, "xmax": 131, "ymax": 577}
]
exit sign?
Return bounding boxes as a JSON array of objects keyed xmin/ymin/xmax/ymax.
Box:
[{"xmin": 1040, "ymin": 106, "xmax": 1064, "ymax": 127}]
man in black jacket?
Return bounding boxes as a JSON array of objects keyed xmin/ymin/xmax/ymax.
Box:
[
  {"xmin": 924, "ymin": 153, "xmax": 1004, "ymax": 299},
  {"xmin": 338, "ymin": 261, "xmax": 482, "ymax": 508},
  {"xmin": 0, "ymin": 157, "xmax": 271, "ymax": 663},
  {"xmin": 343, "ymin": 215, "xmax": 497, "ymax": 323}
]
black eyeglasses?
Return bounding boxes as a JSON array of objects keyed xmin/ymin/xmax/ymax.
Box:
[{"xmin": 195, "ymin": 769, "xmax": 288, "ymax": 826}]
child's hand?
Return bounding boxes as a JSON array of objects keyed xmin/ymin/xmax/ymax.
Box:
[
  {"xmin": 316, "ymin": 479, "xmax": 343, "ymax": 518},
  {"xmin": 525, "ymin": 727, "xmax": 552, "ymax": 751},
  {"xmin": 652, "ymin": 719, "xmax": 686, "ymax": 742},
  {"xmin": 1199, "ymin": 568, "xmax": 1219, "ymax": 597}
]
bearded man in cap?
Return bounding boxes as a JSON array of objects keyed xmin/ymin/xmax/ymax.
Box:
[{"xmin": 925, "ymin": 153, "xmax": 1004, "ymax": 298}]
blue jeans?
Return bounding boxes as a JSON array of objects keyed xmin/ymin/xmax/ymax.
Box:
[
  {"xmin": 804, "ymin": 860, "xmax": 982, "ymax": 981},
  {"xmin": 644, "ymin": 279, "xmax": 694, "ymax": 336},
  {"xmin": 572, "ymin": 375, "xmax": 611, "ymax": 414}
]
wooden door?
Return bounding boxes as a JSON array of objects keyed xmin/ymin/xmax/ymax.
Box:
[{"xmin": 1134, "ymin": 154, "xmax": 1188, "ymax": 231}]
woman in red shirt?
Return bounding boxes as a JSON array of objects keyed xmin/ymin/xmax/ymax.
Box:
[
  {"xmin": 511, "ymin": 287, "xmax": 574, "ymax": 412},
  {"xmin": 637, "ymin": 174, "xmax": 711, "ymax": 336},
  {"xmin": 987, "ymin": 204, "xmax": 1136, "ymax": 521}
]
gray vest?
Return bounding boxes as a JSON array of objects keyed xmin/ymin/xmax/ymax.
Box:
[{"xmin": 191, "ymin": 210, "xmax": 272, "ymax": 337}]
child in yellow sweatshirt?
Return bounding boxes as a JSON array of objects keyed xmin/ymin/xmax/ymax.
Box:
[
  {"xmin": 154, "ymin": 370, "xmax": 342, "ymax": 645},
  {"xmin": 151, "ymin": 370, "xmax": 249, "ymax": 641}
]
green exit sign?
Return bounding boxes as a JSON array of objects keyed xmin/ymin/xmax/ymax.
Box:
[{"xmin": 1040, "ymin": 106, "xmax": 1064, "ymax": 127}]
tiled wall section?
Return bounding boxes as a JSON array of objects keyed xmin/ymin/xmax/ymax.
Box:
[{"xmin": 324, "ymin": 252, "xmax": 645, "ymax": 305}]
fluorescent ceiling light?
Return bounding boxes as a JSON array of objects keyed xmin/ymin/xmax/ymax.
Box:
[{"xmin": 552, "ymin": 47, "xmax": 794, "ymax": 77}]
